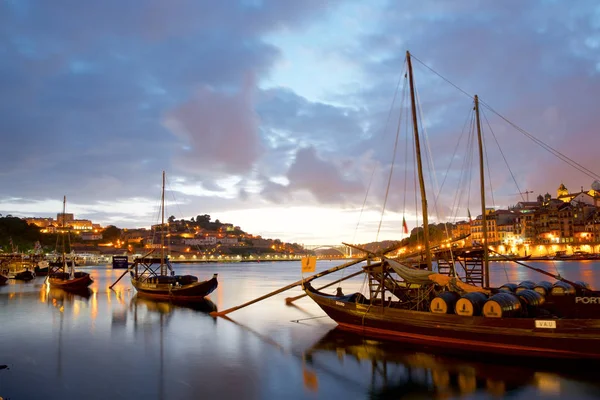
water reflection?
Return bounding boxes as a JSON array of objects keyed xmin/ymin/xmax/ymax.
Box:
[
  {"xmin": 42, "ymin": 285, "xmax": 92, "ymax": 304},
  {"xmin": 304, "ymin": 327, "xmax": 600, "ymax": 399}
]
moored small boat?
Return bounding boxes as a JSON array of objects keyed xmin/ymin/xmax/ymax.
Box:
[
  {"xmin": 125, "ymin": 172, "xmax": 218, "ymax": 302},
  {"xmin": 47, "ymin": 196, "xmax": 93, "ymax": 291}
]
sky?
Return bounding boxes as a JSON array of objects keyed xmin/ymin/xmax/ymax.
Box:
[{"xmin": 1, "ymin": 0, "xmax": 600, "ymax": 246}]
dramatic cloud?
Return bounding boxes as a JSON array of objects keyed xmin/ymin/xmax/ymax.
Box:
[{"xmin": 1, "ymin": 0, "xmax": 599, "ymax": 243}]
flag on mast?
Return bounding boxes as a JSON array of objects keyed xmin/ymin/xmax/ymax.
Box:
[
  {"xmin": 468, "ymin": 209, "xmax": 472, "ymax": 222},
  {"xmin": 402, "ymin": 217, "xmax": 409, "ymax": 234}
]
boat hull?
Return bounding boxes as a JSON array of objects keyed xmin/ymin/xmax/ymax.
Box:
[
  {"xmin": 131, "ymin": 276, "xmax": 218, "ymax": 301},
  {"xmin": 304, "ymin": 283, "xmax": 600, "ymax": 360},
  {"xmin": 34, "ymin": 266, "xmax": 49, "ymax": 276},
  {"xmin": 48, "ymin": 272, "xmax": 93, "ymax": 290},
  {"xmin": 14, "ymin": 270, "xmax": 35, "ymax": 281},
  {"xmin": 0, "ymin": 274, "xmax": 7, "ymax": 285}
]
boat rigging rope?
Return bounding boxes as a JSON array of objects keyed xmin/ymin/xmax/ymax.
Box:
[
  {"xmin": 481, "ymin": 109, "xmax": 527, "ymax": 203},
  {"xmin": 376, "ymin": 66, "xmax": 409, "ymax": 243},
  {"xmin": 410, "ymin": 53, "xmax": 600, "ymax": 181}
]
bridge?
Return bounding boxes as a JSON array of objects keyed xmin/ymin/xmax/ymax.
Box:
[{"xmin": 303, "ymin": 244, "xmax": 358, "ymax": 257}]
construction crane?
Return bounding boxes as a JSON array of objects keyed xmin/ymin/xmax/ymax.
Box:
[{"xmin": 519, "ymin": 189, "xmax": 534, "ymax": 202}]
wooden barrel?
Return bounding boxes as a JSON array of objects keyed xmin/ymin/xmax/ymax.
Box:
[
  {"xmin": 517, "ymin": 289, "xmax": 545, "ymax": 306},
  {"xmin": 515, "ymin": 280, "xmax": 536, "ymax": 293},
  {"xmin": 430, "ymin": 291, "xmax": 461, "ymax": 314},
  {"xmin": 455, "ymin": 292, "xmax": 488, "ymax": 316},
  {"xmin": 575, "ymin": 280, "xmax": 590, "ymax": 290},
  {"xmin": 499, "ymin": 283, "xmax": 518, "ymax": 292},
  {"xmin": 533, "ymin": 281, "xmax": 553, "ymax": 296},
  {"xmin": 482, "ymin": 293, "xmax": 522, "ymax": 318},
  {"xmin": 550, "ymin": 281, "xmax": 575, "ymax": 296}
]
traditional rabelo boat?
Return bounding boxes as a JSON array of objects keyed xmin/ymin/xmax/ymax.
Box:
[
  {"xmin": 47, "ymin": 196, "xmax": 93, "ymax": 290},
  {"xmin": 303, "ymin": 51, "xmax": 600, "ymax": 360},
  {"xmin": 127, "ymin": 172, "xmax": 218, "ymax": 302}
]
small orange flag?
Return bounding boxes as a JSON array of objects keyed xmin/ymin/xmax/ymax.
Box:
[{"xmin": 301, "ymin": 256, "xmax": 316, "ymax": 273}]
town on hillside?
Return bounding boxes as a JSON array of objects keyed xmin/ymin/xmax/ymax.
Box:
[
  {"xmin": 0, "ymin": 212, "xmax": 308, "ymax": 263},
  {"xmin": 427, "ymin": 182, "xmax": 600, "ymax": 259}
]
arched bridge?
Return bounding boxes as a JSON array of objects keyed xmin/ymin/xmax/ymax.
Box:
[{"xmin": 303, "ymin": 244, "xmax": 357, "ymax": 257}]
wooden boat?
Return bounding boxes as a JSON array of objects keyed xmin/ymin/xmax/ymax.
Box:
[
  {"xmin": 47, "ymin": 196, "xmax": 93, "ymax": 290},
  {"xmin": 304, "ymin": 51, "xmax": 600, "ymax": 360},
  {"xmin": 487, "ymin": 254, "xmax": 531, "ymax": 262},
  {"xmin": 129, "ymin": 172, "xmax": 218, "ymax": 302},
  {"xmin": 0, "ymin": 271, "xmax": 7, "ymax": 285},
  {"xmin": 34, "ymin": 261, "xmax": 50, "ymax": 276},
  {"xmin": 13, "ymin": 267, "xmax": 35, "ymax": 281},
  {"xmin": 1, "ymin": 252, "xmax": 36, "ymax": 281}
]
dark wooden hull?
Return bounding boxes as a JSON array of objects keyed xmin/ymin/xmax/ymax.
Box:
[
  {"xmin": 132, "ymin": 276, "xmax": 218, "ymax": 301},
  {"xmin": 0, "ymin": 273, "xmax": 7, "ymax": 285},
  {"xmin": 48, "ymin": 272, "xmax": 93, "ymax": 290},
  {"xmin": 14, "ymin": 270, "xmax": 35, "ymax": 281},
  {"xmin": 34, "ymin": 266, "xmax": 49, "ymax": 276},
  {"xmin": 304, "ymin": 283, "xmax": 600, "ymax": 360}
]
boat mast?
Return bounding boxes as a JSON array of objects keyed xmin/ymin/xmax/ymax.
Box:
[
  {"xmin": 161, "ymin": 171, "xmax": 166, "ymax": 276},
  {"xmin": 406, "ymin": 51, "xmax": 432, "ymax": 271},
  {"xmin": 474, "ymin": 95, "xmax": 489, "ymax": 286}
]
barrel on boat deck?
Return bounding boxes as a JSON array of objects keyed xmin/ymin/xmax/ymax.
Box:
[
  {"xmin": 455, "ymin": 292, "xmax": 488, "ymax": 316},
  {"xmin": 550, "ymin": 281, "xmax": 575, "ymax": 296},
  {"xmin": 574, "ymin": 281, "xmax": 591, "ymax": 290},
  {"xmin": 517, "ymin": 289, "xmax": 545, "ymax": 306},
  {"xmin": 516, "ymin": 280, "xmax": 536, "ymax": 293},
  {"xmin": 533, "ymin": 281, "xmax": 553, "ymax": 296},
  {"xmin": 482, "ymin": 292, "xmax": 522, "ymax": 318},
  {"xmin": 430, "ymin": 291, "xmax": 461, "ymax": 314},
  {"xmin": 499, "ymin": 283, "xmax": 518, "ymax": 293}
]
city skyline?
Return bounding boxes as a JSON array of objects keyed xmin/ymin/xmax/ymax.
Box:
[{"xmin": 1, "ymin": 1, "xmax": 600, "ymax": 245}]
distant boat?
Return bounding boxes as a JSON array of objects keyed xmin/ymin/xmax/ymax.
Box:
[
  {"xmin": 487, "ymin": 254, "xmax": 532, "ymax": 262},
  {"xmin": 34, "ymin": 260, "xmax": 50, "ymax": 276},
  {"xmin": 2, "ymin": 254, "xmax": 36, "ymax": 281},
  {"xmin": 47, "ymin": 196, "xmax": 93, "ymax": 291},
  {"xmin": 129, "ymin": 171, "xmax": 218, "ymax": 302}
]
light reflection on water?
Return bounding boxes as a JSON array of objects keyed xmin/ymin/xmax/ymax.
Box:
[{"xmin": 0, "ymin": 260, "xmax": 599, "ymax": 399}]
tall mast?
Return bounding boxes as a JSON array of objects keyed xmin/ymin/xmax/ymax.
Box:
[
  {"xmin": 62, "ymin": 196, "xmax": 66, "ymax": 270},
  {"xmin": 161, "ymin": 171, "xmax": 166, "ymax": 276},
  {"xmin": 474, "ymin": 95, "xmax": 489, "ymax": 286},
  {"xmin": 406, "ymin": 51, "xmax": 432, "ymax": 271}
]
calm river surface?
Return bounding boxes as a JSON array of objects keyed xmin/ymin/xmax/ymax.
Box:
[{"xmin": 1, "ymin": 260, "xmax": 600, "ymax": 399}]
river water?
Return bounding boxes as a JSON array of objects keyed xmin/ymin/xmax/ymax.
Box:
[{"xmin": 1, "ymin": 260, "xmax": 599, "ymax": 399}]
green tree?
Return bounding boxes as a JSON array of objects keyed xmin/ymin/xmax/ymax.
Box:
[{"xmin": 102, "ymin": 225, "xmax": 122, "ymax": 242}]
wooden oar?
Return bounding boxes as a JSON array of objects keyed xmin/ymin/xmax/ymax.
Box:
[
  {"xmin": 109, "ymin": 268, "xmax": 130, "ymax": 290},
  {"xmin": 210, "ymin": 257, "xmax": 367, "ymax": 317},
  {"xmin": 284, "ymin": 269, "xmax": 364, "ymax": 304}
]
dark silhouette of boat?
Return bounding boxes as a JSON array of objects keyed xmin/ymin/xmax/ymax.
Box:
[
  {"xmin": 304, "ymin": 51, "xmax": 600, "ymax": 361},
  {"xmin": 47, "ymin": 196, "xmax": 93, "ymax": 291},
  {"xmin": 128, "ymin": 172, "xmax": 218, "ymax": 302},
  {"xmin": 14, "ymin": 267, "xmax": 35, "ymax": 281}
]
